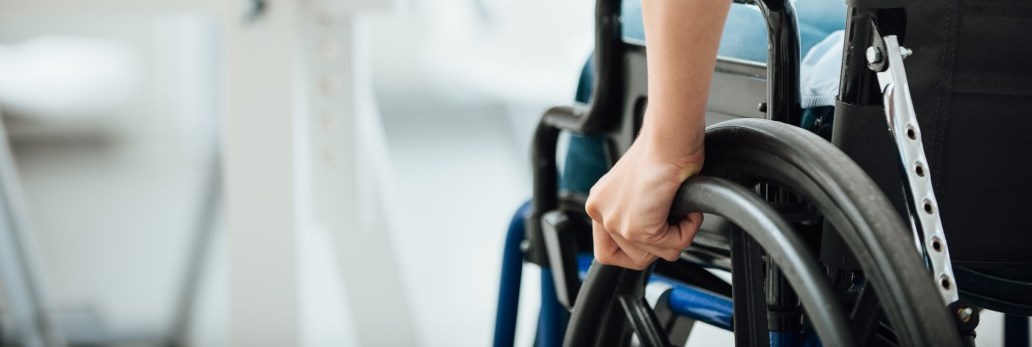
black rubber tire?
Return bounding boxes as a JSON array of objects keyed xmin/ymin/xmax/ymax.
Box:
[
  {"xmin": 565, "ymin": 119, "xmax": 961, "ymax": 346},
  {"xmin": 567, "ymin": 176, "xmax": 854, "ymax": 346},
  {"xmin": 701, "ymin": 119, "xmax": 960, "ymax": 346}
]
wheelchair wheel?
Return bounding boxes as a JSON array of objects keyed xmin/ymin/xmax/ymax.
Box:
[{"xmin": 564, "ymin": 119, "xmax": 962, "ymax": 347}]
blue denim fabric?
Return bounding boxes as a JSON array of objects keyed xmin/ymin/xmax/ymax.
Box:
[
  {"xmin": 622, "ymin": 0, "xmax": 846, "ymax": 63},
  {"xmin": 563, "ymin": 0, "xmax": 846, "ymax": 195},
  {"xmin": 561, "ymin": 57, "xmax": 609, "ymax": 194}
]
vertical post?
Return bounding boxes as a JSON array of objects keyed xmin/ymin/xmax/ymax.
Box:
[
  {"xmin": 730, "ymin": 227, "xmax": 769, "ymax": 346},
  {"xmin": 581, "ymin": 0, "xmax": 625, "ymax": 133},
  {"xmin": 221, "ymin": 0, "xmax": 302, "ymax": 345},
  {"xmin": 753, "ymin": 2, "xmax": 804, "ymax": 343},
  {"xmin": 836, "ymin": 7, "xmax": 880, "ymax": 106},
  {"xmin": 297, "ymin": 9, "xmax": 415, "ymax": 346},
  {"xmin": 755, "ymin": 0, "xmax": 802, "ymax": 126},
  {"xmin": 0, "ymin": 118, "xmax": 64, "ymax": 347},
  {"xmin": 222, "ymin": 0, "xmax": 412, "ymax": 345}
]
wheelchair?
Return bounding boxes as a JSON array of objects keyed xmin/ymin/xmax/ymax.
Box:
[{"xmin": 495, "ymin": 0, "xmax": 1032, "ymax": 346}]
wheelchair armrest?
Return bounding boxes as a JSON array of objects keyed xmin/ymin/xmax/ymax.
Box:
[{"xmin": 541, "ymin": 105, "xmax": 591, "ymax": 134}]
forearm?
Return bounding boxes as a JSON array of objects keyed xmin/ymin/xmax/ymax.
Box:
[{"xmin": 639, "ymin": 0, "xmax": 731, "ymax": 167}]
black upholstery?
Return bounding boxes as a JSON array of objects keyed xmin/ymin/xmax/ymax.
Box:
[{"xmin": 902, "ymin": 0, "xmax": 1032, "ymax": 266}]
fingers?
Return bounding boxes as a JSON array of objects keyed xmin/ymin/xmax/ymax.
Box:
[
  {"xmin": 584, "ymin": 174, "xmax": 610, "ymax": 222},
  {"xmin": 591, "ymin": 213, "xmax": 705, "ymax": 266},
  {"xmin": 653, "ymin": 212, "xmax": 704, "ymax": 251},
  {"xmin": 682, "ymin": 212, "xmax": 705, "ymax": 234},
  {"xmin": 585, "ymin": 162, "xmax": 704, "ymax": 269},
  {"xmin": 609, "ymin": 233, "xmax": 659, "ymax": 270},
  {"xmin": 617, "ymin": 214, "xmax": 703, "ymax": 262},
  {"xmin": 627, "ymin": 239, "xmax": 683, "ymax": 262},
  {"xmin": 592, "ymin": 220, "xmax": 656, "ymax": 270}
]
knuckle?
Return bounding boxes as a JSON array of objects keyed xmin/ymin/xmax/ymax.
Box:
[
  {"xmin": 617, "ymin": 228, "xmax": 634, "ymax": 241},
  {"xmin": 584, "ymin": 200, "xmax": 599, "ymax": 218},
  {"xmin": 628, "ymin": 230, "xmax": 651, "ymax": 243},
  {"xmin": 622, "ymin": 227, "xmax": 652, "ymax": 243},
  {"xmin": 585, "ymin": 200, "xmax": 604, "ymax": 221},
  {"xmin": 612, "ymin": 223, "xmax": 632, "ymax": 239},
  {"xmin": 587, "ymin": 181, "xmax": 605, "ymax": 198}
]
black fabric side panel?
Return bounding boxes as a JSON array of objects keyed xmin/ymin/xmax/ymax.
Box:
[
  {"xmin": 903, "ymin": 0, "xmax": 952, "ymax": 200},
  {"xmin": 831, "ymin": 101, "xmax": 909, "ymax": 221},
  {"xmin": 905, "ymin": 0, "xmax": 1032, "ymax": 265},
  {"xmin": 939, "ymin": 0, "xmax": 1032, "ymax": 266},
  {"xmin": 956, "ymin": 267, "xmax": 1032, "ymax": 315}
]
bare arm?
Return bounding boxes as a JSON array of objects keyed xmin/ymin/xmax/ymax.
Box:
[
  {"xmin": 585, "ymin": 0, "xmax": 732, "ymax": 270},
  {"xmin": 640, "ymin": 0, "xmax": 731, "ymax": 168}
]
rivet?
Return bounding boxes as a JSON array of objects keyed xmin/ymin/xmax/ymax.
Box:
[{"xmin": 957, "ymin": 307, "xmax": 973, "ymax": 323}]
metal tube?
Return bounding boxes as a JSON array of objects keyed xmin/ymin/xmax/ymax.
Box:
[
  {"xmin": 579, "ymin": 0, "xmax": 626, "ymax": 134},
  {"xmin": 837, "ymin": 7, "xmax": 881, "ymax": 105},
  {"xmin": 753, "ymin": 1, "xmax": 805, "ymax": 340},
  {"xmin": 0, "ymin": 119, "xmax": 64, "ymax": 347},
  {"xmin": 527, "ymin": 118, "xmax": 562, "ymax": 266},
  {"xmin": 492, "ymin": 202, "xmax": 531, "ymax": 347},
  {"xmin": 756, "ymin": 0, "xmax": 802, "ymax": 125}
]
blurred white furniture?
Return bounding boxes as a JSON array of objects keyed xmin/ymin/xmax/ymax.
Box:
[
  {"xmin": 0, "ymin": 111, "xmax": 64, "ymax": 347},
  {"xmin": 0, "ymin": 0, "xmax": 411, "ymax": 346}
]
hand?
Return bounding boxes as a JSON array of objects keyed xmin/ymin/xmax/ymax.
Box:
[{"xmin": 585, "ymin": 134, "xmax": 705, "ymax": 270}]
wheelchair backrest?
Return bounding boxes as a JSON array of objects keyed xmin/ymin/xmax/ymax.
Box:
[{"xmin": 835, "ymin": 0, "xmax": 1032, "ymax": 266}]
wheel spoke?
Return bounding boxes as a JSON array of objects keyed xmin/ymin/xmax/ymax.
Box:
[
  {"xmin": 653, "ymin": 260, "xmax": 732, "ymax": 298},
  {"xmin": 618, "ymin": 295, "xmax": 669, "ymax": 347},
  {"xmin": 850, "ymin": 284, "xmax": 883, "ymax": 346},
  {"xmin": 767, "ymin": 265, "xmax": 803, "ymax": 339}
]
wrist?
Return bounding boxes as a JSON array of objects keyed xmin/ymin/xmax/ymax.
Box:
[
  {"xmin": 639, "ymin": 113, "xmax": 705, "ymax": 170},
  {"xmin": 637, "ymin": 129, "xmax": 705, "ymax": 181}
]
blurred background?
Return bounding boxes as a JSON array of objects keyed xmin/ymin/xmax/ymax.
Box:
[{"xmin": 0, "ymin": 0, "xmax": 1018, "ymax": 346}]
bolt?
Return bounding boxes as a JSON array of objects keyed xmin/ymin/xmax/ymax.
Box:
[
  {"xmin": 900, "ymin": 47, "xmax": 913, "ymax": 59},
  {"xmin": 957, "ymin": 307, "xmax": 973, "ymax": 323},
  {"xmin": 866, "ymin": 46, "xmax": 883, "ymax": 65}
]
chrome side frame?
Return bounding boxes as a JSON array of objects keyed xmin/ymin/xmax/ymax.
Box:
[{"xmin": 869, "ymin": 32, "xmax": 959, "ymax": 304}]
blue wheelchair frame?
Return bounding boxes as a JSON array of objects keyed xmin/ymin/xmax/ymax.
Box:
[
  {"xmin": 492, "ymin": 0, "xmax": 1031, "ymax": 345},
  {"xmin": 495, "ymin": 203, "xmax": 833, "ymax": 346},
  {"xmin": 491, "ymin": 0, "xmax": 810, "ymax": 345}
]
